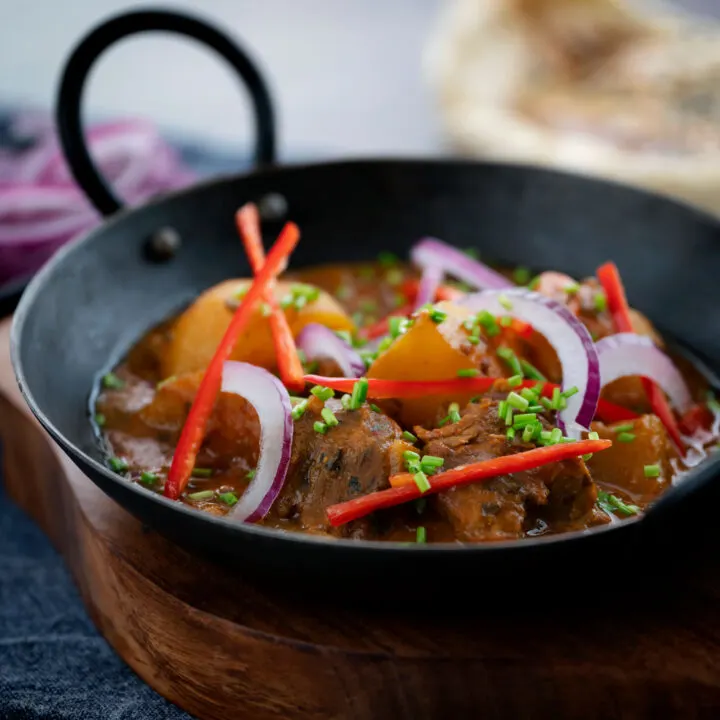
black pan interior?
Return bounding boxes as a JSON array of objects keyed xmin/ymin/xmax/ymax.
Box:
[{"xmin": 11, "ymin": 159, "xmax": 720, "ymax": 592}]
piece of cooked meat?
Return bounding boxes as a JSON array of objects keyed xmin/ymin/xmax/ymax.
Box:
[
  {"xmin": 587, "ymin": 414, "xmax": 678, "ymax": 504},
  {"xmin": 270, "ymin": 397, "xmax": 411, "ymax": 538},
  {"xmin": 415, "ymin": 399, "xmax": 605, "ymax": 541}
]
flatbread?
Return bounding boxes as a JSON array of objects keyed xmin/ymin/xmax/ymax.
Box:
[{"xmin": 426, "ymin": 0, "xmax": 720, "ymax": 214}]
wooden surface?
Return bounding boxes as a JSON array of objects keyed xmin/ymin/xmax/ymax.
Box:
[{"xmin": 3, "ymin": 315, "xmax": 720, "ymax": 719}]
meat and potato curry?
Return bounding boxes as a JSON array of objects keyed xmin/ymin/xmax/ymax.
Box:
[{"xmin": 94, "ymin": 205, "xmax": 719, "ymax": 544}]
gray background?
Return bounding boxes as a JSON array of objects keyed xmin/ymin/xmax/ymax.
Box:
[{"xmin": 0, "ymin": 0, "xmax": 717, "ymax": 158}]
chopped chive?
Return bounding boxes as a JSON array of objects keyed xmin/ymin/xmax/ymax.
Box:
[
  {"xmin": 413, "ymin": 471, "xmax": 431, "ymax": 494},
  {"xmin": 378, "ymin": 251, "xmax": 399, "ymax": 267},
  {"xmin": 520, "ymin": 387, "xmax": 538, "ymax": 402},
  {"xmin": 311, "ymin": 385, "xmax": 335, "ymax": 402},
  {"xmin": 139, "ymin": 471, "xmax": 158, "ymax": 486},
  {"xmin": 102, "ymin": 372, "xmax": 125, "ymax": 390},
  {"xmin": 550, "ymin": 387, "xmax": 562, "ymax": 410},
  {"xmin": 644, "ymin": 464, "xmax": 661, "ymax": 478},
  {"xmin": 498, "ymin": 294, "xmax": 513, "ymax": 311},
  {"xmin": 588, "ymin": 431, "xmax": 600, "ymax": 441},
  {"xmin": 527, "ymin": 404, "xmax": 544, "ymax": 413},
  {"xmin": 498, "ymin": 400, "xmax": 508, "ymax": 419},
  {"xmin": 191, "ymin": 467, "xmax": 212, "ymax": 478},
  {"xmin": 386, "ymin": 268, "xmax": 404, "ymax": 287},
  {"xmin": 561, "ymin": 386, "xmax": 579, "ymax": 399},
  {"xmin": 477, "ymin": 310, "xmax": 500, "ymax": 337},
  {"xmin": 512, "ymin": 413, "xmax": 537, "ymax": 428},
  {"xmin": 448, "ymin": 402, "xmax": 462, "ymax": 424},
  {"xmin": 389, "ymin": 316, "xmax": 403, "ymax": 338},
  {"xmin": 504, "ymin": 404, "xmax": 514, "ymax": 426},
  {"xmin": 218, "ymin": 492, "xmax": 238, "ymax": 506},
  {"xmin": 429, "ymin": 308, "xmax": 447, "ymax": 324},
  {"xmin": 359, "ymin": 349, "xmax": 379, "ymax": 368},
  {"xmin": 540, "ymin": 431, "xmax": 552, "ymax": 443},
  {"xmin": 335, "ymin": 284, "xmax": 352, "ymax": 301},
  {"xmin": 549, "ymin": 428, "xmax": 563, "ymax": 445},
  {"xmin": 497, "ymin": 346, "xmax": 523, "ymax": 376},
  {"xmin": 369, "ymin": 403, "xmax": 382, "ymax": 413},
  {"xmin": 499, "ymin": 316, "xmax": 513, "ymax": 328},
  {"xmin": 467, "ymin": 336, "xmax": 480, "ymax": 345},
  {"xmin": 564, "ymin": 282, "xmax": 580, "ymax": 295},
  {"xmin": 94, "ymin": 413, "xmax": 106, "ymax": 427},
  {"xmin": 415, "ymin": 498, "xmax": 427, "ymax": 515},
  {"xmin": 613, "ymin": 423, "xmax": 635, "ymax": 434},
  {"xmin": 335, "ymin": 330, "xmax": 353, "ymax": 345},
  {"xmin": 507, "ymin": 392, "xmax": 529, "ymax": 411},
  {"xmin": 594, "ymin": 292, "xmax": 607, "ymax": 313},
  {"xmin": 321, "ymin": 407, "xmax": 339, "ymax": 427},
  {"xmin": 420, "ymin": 455, "xmax": 444, "ymax": 475},
  {"xmin": 291, "ymin": 399, "xmax": 308, "ymax": 420},
  {"xmin": 470, "ymin": 395, "xmax": 481, "ymax": 404},
  {"xmin": 597, "ymin": 490, "xmax": 640, "ymax": 517},
  {"xmin": 617, "ymin": 432, "xmax": 636, "ymax": 443},
  {"xmin": 528, "ymin": 275, "xmax": 541, "ymax": 291},
  {"xmin": 349, "ymin": 378, "xmax": 369, "ymax": 409},
  {"xmin": 403, "ymin": 431, "xmax": 418, "ymax": 444},
  {"xmin": 109, "ymin": 457, "xmax": 128, "ymax": 473},
  {"xmin": 506, "ymin": 428, "xmax": 516, "ymax": 442},
  {"xmin": 303, "ymin": 360, "xmax": 319, "ymax": 374},
  {"xmin": 519, "ymin": 360, "xmax": 546, "ymax": 382},
  {"xmin": 513, "ymin": 266, "xmax": 531, "ymax": 285},
  {"xmin": 187, "ymin": 490, "xmax": 214, "ymax": 501},
  {"xmin": 416, "ymin": 526, "xmax": 427, "ymax": 544},
  {"xmin": 246, "ymin": 469, "xmax": 256, "ymax": 480},
  {"xmin": 540, "ymin": 397, "xmax": 553, "ymax": 411},
  {"xmin": 341, "ymin": 393, "xmax": 352, "ymax": 410},
  {"xmin": 457, "ymin": 368, "xmax": 480, "ymax": 378},
  {"xmin": 404, "ymin": 450, "xmax": 421, "ymax": 462},
  {"xmin": 313, "ymin": 421, "xmax": 328, "ymax": 434},
  {"xmin": 522, "ymin": 424, "xmax": 536, "ymax": 443},
  {"xmin": 508, "ymin": 374, "xmax": 523, "ymax": 388},
  {"xmin": 156, "ymin": 375, "xmax": 177, "ymax": 390}
]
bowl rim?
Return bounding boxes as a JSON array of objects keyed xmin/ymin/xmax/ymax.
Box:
[{"xmin": 11, "ymin": 156, "xmax": 720, "ymax": 554}]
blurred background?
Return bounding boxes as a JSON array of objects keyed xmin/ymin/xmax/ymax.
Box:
[{"xmin": 2, "ymin": 0, "xmax": 720, "ymax": 292}]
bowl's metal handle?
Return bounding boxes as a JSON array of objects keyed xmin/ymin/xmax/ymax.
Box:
[{"xmin": 55, "ymin": 8, "xmax": 276, "ymax": 217}]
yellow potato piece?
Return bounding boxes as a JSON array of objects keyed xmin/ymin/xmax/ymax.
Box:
[
  {"xmin": 368, "ymin": 302, "xmax": 500, "ymax": 428},
  {"xmin": 162, "ymin": 279, "xmax": 354, "ymax": 378}
]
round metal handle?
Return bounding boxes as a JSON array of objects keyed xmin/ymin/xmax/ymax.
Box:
[{"xmin": 55, "ymin": 7, "xmax": 276, "ymax": 216}]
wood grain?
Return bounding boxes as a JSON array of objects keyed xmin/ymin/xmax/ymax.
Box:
[{"xmin": 3, "ymin": 316, "xmax": 720, "ymax": 719}]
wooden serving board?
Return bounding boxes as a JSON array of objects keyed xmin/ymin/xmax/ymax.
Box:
[{"xmin": 3, "ymin": 315, "xmax": 720, "ymax": 719}]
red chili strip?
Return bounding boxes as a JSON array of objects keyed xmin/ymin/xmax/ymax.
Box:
[
  {"xmin": 597, "ymin": 262, "xmax": 685, "ymax": 452},
  {"xmin": 236, "ymin": 204, "xmax": 304, "ymax": 392},
  {"xmin": 164, "ymin": 221, "xmax": 300, "ymax": 500},
  {"xmin": 326, "ymin": 439, "xmax": 612, "ymax": 526}
]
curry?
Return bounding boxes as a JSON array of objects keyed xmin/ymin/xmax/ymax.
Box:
[{"xmin": 94, "ymin": 205, "xmax": 719, "ymax": 544}]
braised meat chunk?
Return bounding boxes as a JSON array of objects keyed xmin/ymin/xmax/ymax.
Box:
[
  {"xmin": 415, "ymin": 400, "xmax": 604, "ymax": 541},
  {"xmin": 271, "ymin": 398, "xmax": 410, "ymax": 537}
]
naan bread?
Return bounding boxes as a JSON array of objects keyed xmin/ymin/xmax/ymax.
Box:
[{"xmin": 426, "ymin": 0, "xmax": 720, "ymax": 214}]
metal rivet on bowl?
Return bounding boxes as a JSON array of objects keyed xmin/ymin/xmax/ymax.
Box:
[
  {"xmin": 145, "ymin": 227, "xmax": 182, "ymax": 262},
  {"xmin": 257, "ymin": 193, "xmax": 288, "ymax": 221}
]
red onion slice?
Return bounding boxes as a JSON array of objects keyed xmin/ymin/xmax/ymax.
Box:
[
  {"xmin": 459, "ymin": 289, "xmax": 601, "ymax": 432},
  {"xmin": 414, "ymin": 265, "xmax": 444, "ymax": 310},
  {"xmin": 297, "ymin": 323, "xmax": 365, "ymax": 378},
  {"xmin": 411, "ymin": 237, "xmax": 513, "ymax": 291},
  {"xmin": 596, "ymin": 333, "xmax": 692, "ymax": 414},
  {"xmin": 221, "ymin": 361, "xmax": 293, "ymax": 522}
]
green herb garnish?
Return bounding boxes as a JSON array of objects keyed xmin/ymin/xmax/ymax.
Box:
[
  {"xmin": 191, "ymin": 467, "xmax": 212, "ymax": 478},
  {"xmin": 218, "ymin": 492, "xmax": 238, "ymax": 506},
  {"xmin": 311, "ymin": 385, "xmax": 335, "ymax": 402},
  {"xmin": 416, "ymin": 526, "xmax": 427, "ymax": 544},
  {"xmin": 109, "ymin": 457, "xmax": 128, "ymax": 473},
  {"xmin": 644, "ymin": 464, "xmax": 661, "ymax": 478},
  {"xmin": 187, "ymin": 490, "xmax": 214, "ymax": 501},
  {"xmin": 139, "ymin": 472, "xmax": 158, "ymax": 486},
  {"xmin": 457, "ymin": 368, "xmax": 480, "ymax": 378},
  {"xmin": 597, "ymin": 490, "xmax": 640, "ymax": 517},
  {"xmin": 321, "ymin": 407, "xmax": 339, "ymax": 427},
  {"xmin": 102, "ymin": 372, "xmax": 125, "ymax": 390},
  {"xmin": 402, "ymin": 431, "xmax": 418, "ymax": 443}
]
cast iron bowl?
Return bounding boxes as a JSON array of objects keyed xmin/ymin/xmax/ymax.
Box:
[{"xmin": 10, "ymin": 8, "xmax": 720, "ymax": 596}]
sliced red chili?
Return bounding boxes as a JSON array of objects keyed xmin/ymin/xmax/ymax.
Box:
[
  {"xmin": 164, "ymin": 221, "xmax": 300, "ymax": 500},
  {"xmin": 236, "ymin": 204, "xmax": 304, "ymax": 392},
  {"xmin": 326, "ymin": 439, "xmax": 612, "ymax": 526}
]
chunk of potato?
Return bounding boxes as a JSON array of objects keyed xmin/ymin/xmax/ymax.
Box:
[
  {"xmin": 367, "ymin": 301, "xmax": 504, "ymax": 427},
  {"xmin": 587, "ymin": 415, "xmax": 678, "ymax": 504},
  {"xmin": 162, "ymin": 279, "xmax": 354, "ymax": 378}
]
